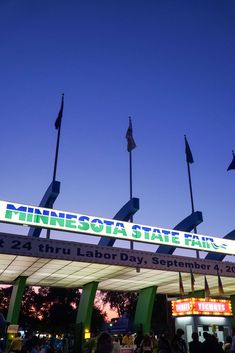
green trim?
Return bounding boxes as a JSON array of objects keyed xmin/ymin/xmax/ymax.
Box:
[
  {"xmin": 7, "ymin": 276, "xmax": 27, "ymax": 324},
  {"xmin": 134, "ymin": 286, "xmax": 157, "ymax": 334}
]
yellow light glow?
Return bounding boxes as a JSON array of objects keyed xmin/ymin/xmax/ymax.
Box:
[
  {"xmin": 172, "ymin": 298, "xmax": 232, "ymax": 317},
  {"xmin": 84, "ymin": 330, "xmax": 91, "ymax": 339}
]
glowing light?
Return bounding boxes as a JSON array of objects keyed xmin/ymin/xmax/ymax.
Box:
[{"xmin": 171, "ymin": 298, "xmax": 232, "ymax": 316}]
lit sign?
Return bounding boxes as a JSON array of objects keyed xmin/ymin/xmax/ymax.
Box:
[
  {"xmin": 0, "ymin": 200, "xmax": 233, "ymax": 254},
  {"xmin": 172, "ymin": 298, "xmax": 232, "ymax": 316}
]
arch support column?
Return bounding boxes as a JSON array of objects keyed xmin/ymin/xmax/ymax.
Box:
[
  {"xmin": 134, "ymin": 286, "xmax": 157, "ymax": 334},
  {"xmin": 75, "ymin": 281, "xmax": 98, "ymax": 353},
  {"xmin": 7, "ymin": 276, "xmax": 27, "ymax": 324}
]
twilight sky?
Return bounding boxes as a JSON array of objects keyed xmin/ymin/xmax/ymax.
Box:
[{"xmin": 1, "ymin": 0, "xmax": 235, "ymax": 259}]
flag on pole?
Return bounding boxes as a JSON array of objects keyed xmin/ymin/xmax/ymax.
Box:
[
  {"xmin": 179, "ymin": 272, "xmax": 185, "ymax": 296},
  {"xmin": 55, "ymin": 94, "xmax": 64, "ymax": 130},
  {"xmin": 190, "ymin": 269, "xmax": 195, "ymax": 293},
  {"xmin": 227, "ymin": 151, "xmax": 235, "ymax": 171},
  {"xmin": 126, "ymin": 117, "xmax": 136, "ymax": 152},
  {"xmin": 204, "ymin": 276, "xmax": 210, "ymax": 297},
  {"xmin": 217, "ymin": 271, "xmax": 224, "ymax": 296},
  {"xmin": 184, "ymin": 135, "xmax": 194, "ymax": 164}
]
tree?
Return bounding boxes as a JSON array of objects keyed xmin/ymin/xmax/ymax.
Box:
[
  {"xmin": 0, "ymin": 286, "xmax": 106, "ymax": 334},
  {"xmin": 101, "ymin": 291, "xmax": 138, "ymax": 319}
]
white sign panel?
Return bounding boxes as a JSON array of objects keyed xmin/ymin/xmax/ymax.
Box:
[{"xmin": 0, "ymin": 200, "xmax": 234, "ymax": 255}]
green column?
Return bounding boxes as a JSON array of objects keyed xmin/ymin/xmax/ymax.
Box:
[
  {"xmin": 230, "ymin": 295, "xmax": 235, "ymax": 328},
  {"xmin": 7, "ymin": 276, "xmax": 27, "ymax": 324},
  {"xmin": 134, "ymin": 286, "xmax": 157, "ymax": 334},
  {"xmin": 74, "ymin": 282, "xmax": 98, "ymax": 353}
]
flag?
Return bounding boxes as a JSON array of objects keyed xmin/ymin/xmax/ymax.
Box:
[
  {"xmin": 217, "ymin": 271, "xmax": 224, "ymax": 296},
  {"xmin": 179, "ymin": 272, "xmax": 185, "ymax": 296},
  {"xmin": 227, "ymin": 151, "xmax": 235, "ymax": 171},
  {"xmin": 55, "ymin": 94, "xmax": 64, "ymax": 130},
  {"xmin": 184, "ymin": 135, "xmax": 194, "ymax": 164},
  {"xmin": 204, "ymin": 276, "xmax": 210, "ymax": 297},
  {"xmin": 190, "ymin": 268, "xmax": 195, "ymax": 293},
  {"xmin": 126, "ymin": 117, "xmax": 136, "ymax": 152}
]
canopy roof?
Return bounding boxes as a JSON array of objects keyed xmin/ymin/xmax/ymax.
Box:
[
  {"xmin": 0, "ymin": 232, "xmax": 234, "ymax": 296},
  {"xmin": 0, "ymin": 254, "xmax": 235, "ymax": 295}
]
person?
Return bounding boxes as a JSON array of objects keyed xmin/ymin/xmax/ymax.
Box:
[
  {"xmin": 134, "ymin": 331, "xmax": 143, "ymax": 353},
  {"xmin": 201, "ymin": 332, "xmax": 210, "ymax": 353},
  {"xmin": 95, "ymin": 332, "xmax": 113, "ymax": 353},
  {"xmin": 157, "ymin": 332, "xmax": 172, "ymax": 353},
  {"xmin": 210, "ymin": 335, "xmax": 223, "ymax": 353},
  {"xmin": 112, "ymin": 336, "xmax": 121, "ymax": 353},
  {"xmin": 231, "ymin": 329, "xmax": 235, "ymax": 353},
  {"xmin": 140, "ymin": 334, "xmax": 153, "ymax": 353},
  {"xmin": 201, "ymin": 332, "xmax": 222, "ymax": 353},
  {"xmin": 122, "ymin": 332, "xmax": 134, "ymax": 346},
  {"xmin": 149, "ymin": 331, "xmax": 157, "ymax": 353},
  {"xmin": 9, "ymin": 332, "xmax": 23, "ymax": 353},
  {"xmin": 188, "ymin": 332, "xmax": 203, "ymax": 353},
  {"xmin": 171, "ymin": 329, "xmax": 187, "ymax": 353},
  {"xmin": 224, "ymin": 335, "xmax": 232, "ymax": 353}
]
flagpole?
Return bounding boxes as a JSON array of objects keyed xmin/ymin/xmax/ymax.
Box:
[
  {"xmin": 129, "ymin": 150, "xmax": 133, "ymax": 205},
  {"xmin": 185, "ymin": 135, "xmax": 199, "ymax": 259},
  {"xmin": 187, "ymin": 161, "xmax": 199, "ymax": 259},
  {"xmin": 53, "ymin": 121, "xmax": 61, "ymax": 182},
  {"xmin": 53, "ymin": 93, "xmax": 64, "ymax": 182},
  {"xmin": 129, "ymin": 150, "xmax": 134, "ymax": 249},
  {"xmin": 47, "ymin": 94, "xmax": 64, "ymax": 239},
  {"xmin": 126, "ymin": 116, "xmax": 136, "ymax": 250}
]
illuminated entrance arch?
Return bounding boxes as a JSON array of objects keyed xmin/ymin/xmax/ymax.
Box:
[{"xmin": 1, "ymin": 199, "xmax": 235, "ymax": 353}]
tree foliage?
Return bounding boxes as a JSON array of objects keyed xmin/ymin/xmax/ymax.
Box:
[
  {"xmin": 0, "ymin": 286, "xmax": 106, "ymax": 333},
  {"xmin": 101, "ymin": 290, "xmax": 138, "ymax": 319}
]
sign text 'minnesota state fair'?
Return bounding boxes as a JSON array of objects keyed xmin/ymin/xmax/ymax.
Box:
[{"xmin": 0, "ymin": 200, "xmax": 232, "ymax": 254}]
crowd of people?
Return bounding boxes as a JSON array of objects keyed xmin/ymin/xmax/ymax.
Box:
[
  {"xmin": 7, "ymin": 332, "xmax": 71, "ymax": 353},
  {"xmin": 94, "ymin": 328, "xmax": 235, "ymax": 353},
  {"xmin": 5, "ymin": 328, "xmax": 235, "ymax": 353}
]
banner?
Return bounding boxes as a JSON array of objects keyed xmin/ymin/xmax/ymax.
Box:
[
  {"xmin": 0, "ymin": 232, "xmax": 235, "ymax": 277},
  {"xmin": 0, "ymin": 200, "xmax": 233, "ymax": 255}
]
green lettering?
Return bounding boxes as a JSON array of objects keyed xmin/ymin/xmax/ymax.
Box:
[
  {"xmin": 34, "ymin": 215, "xmax": 49, "ymax": 225},
  {"xmin": 132, "ymin": 225, "xmax": 142, "ymax": 239},
  {"xmin": 66, "ymin": 219, "xmax": 76, "ymax": 229},
  {"xmin": 151, "ymin": 231, "xmax": 163, "ymax": 242},
  {"xmin": 91, "ymin": 219, "xmax": 104, "ymax": 233},
  {"xmin": 78, "ymin": 216, "xmax": 90, "ymax": 231},
  {"xmin": 5, "ymin": 210, "xmax": 26, "ymax": 221},
  {"xmin": 50, "ymin": 217, "xmax": 65, "ymax": 227},
  {"xmin": 113, "ymin": 223, "xmax": 127, "ymax": 236}
]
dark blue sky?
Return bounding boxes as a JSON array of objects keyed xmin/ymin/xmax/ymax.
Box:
[{"xmin": 1, "ymin": 0, "xmax": 235, "ymax": 257}]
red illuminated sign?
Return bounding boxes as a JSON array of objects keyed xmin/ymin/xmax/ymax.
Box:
[{"xmin": 172, "ymin": 298, "xmax": 232, "ymax": 316}]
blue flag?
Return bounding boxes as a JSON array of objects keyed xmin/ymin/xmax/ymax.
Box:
[
  {"xmin": 227, "ymin": 151, "xmax": 235, "ymax": 171},
  {"xmin": 126, "ymin": 117, "xmax": 136, "ymax": 152},
  {"xmin": 184, "ymin": 136, "xmax": 194, "ymax": 164},
  {"xmin": 55, "ymin": 94, "xmax": 64, "ymax": 130}
]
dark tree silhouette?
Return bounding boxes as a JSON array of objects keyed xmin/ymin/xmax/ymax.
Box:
[
  {"xmin": 0, "ymin": 286, "xmax": 106, "ymax": 334},
  {"xmin": 101, "ymin": 291, "xmax": 138, "ymax": 319}
]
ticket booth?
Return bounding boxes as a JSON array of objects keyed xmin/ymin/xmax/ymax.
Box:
[{"xmin": 171, "ymin": 298, "xmax": 233, "ymax": 345}]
